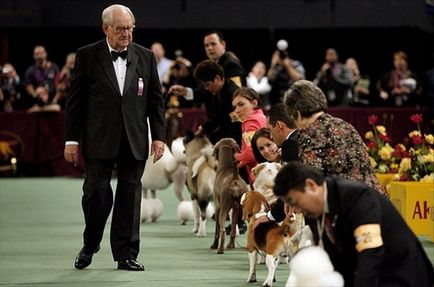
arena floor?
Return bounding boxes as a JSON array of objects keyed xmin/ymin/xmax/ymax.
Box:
[{"xmin": 0, "ymin": 178, "xmax": 433, "ymax": 287}]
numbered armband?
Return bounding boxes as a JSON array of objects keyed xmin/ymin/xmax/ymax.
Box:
[{"xmin": 354, "ymin": 224, "xmax": 383, "ymax": 253}]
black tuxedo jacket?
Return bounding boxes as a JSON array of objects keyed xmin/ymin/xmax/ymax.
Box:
[{"xmin": 65, "ymin": 40, "xmax": 165, "ymax": 160}]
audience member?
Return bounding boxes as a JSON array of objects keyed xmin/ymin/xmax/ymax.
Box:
[
  {"xmin": 246, "ymin": 60, "xmax": 271, "ymax": 110},
  {"xmin": 345, "ymin": 57, "xmax": 371, "ymax": 106},
  {"xmin": 151, "ymin": 42, "xmax": 174, "ymax": 88},
  {"xmin": 53, "ymin": 52, "xmax": 76, "ymax": 109},
  {"xmin": 0, "ymin": 63, "xmax": 23, "ymax": 111},
  {"xmin": 165, "ymin": 54, "xmax": 196, "ymax": 108},
  {"xmin": 27, "ymin": 85, "xmax": 61, "ymax": 113},
  {"xmin": 314, "ymin": 48, "xmax": 353, "ymax": 106},
  {"xmin": 377, "ymin": 51, "xmax": 423, "ymax": 107},
  {"xmin": 267, "ymin": 41, "xmax": 305, "ymax": 106},
  {"xmin": 274, "ymin": 161, "xmax": 434, "ymax": 287},
  {"xmin": 283, "ymin": 79, "xmax": 384, "ymax": 193},
  {"xmin": 24, "ymin": 45, "xmax": 59, "ymax": 109},
  {"xmin": 232, "ymin": 87, "xmax": 266, "ymax": 185},
  {"xmin": 424, "ymin": 52, "xmax": 434, "ymax": 120},
  {"xmin": 203, "ymin": 31, "xmax": 246, "ymax": 87}
]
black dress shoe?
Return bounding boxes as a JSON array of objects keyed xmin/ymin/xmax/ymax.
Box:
[
  {"xmin": 117, "ymin": 258, "xmax": 145, "ymax": 271},
  {"xmin": 74, "ymin": 245, "xmax": 100, "ymax": 270}
]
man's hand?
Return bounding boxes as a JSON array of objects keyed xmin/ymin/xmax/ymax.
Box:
[
  {"xmin": 64, "ymin": 144, "xmax": 79, "ymax": 166},
  {"xmin": 167, "ymin": 85, "xmax": 187, "ymax": 97},
  {"xmin": 252, "ymin": 215, "xmax": 270, "ymax": 230},
  {"xmin": 150, "ymin": 140, "xmax": 165, "ymax": 163}
]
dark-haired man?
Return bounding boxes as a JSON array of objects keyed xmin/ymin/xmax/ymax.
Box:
[{"xmin": 273, "ymin": 161, "xmax": 434, "ymax": 287}]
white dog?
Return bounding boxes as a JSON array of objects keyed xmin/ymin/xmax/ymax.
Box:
[{"xmin": 286, "ymin": 246, "xmax": 344, "ymax": 287}]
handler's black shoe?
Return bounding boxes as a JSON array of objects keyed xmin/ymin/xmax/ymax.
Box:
[
  {"xmin": 74, "ymin": 245, "xmax": 100, "ymax": 270},
  {"xmin": 117, "ymin": 258, "xmax": 145, "ymax": 271}
]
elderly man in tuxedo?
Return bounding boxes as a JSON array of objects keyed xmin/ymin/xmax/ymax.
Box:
[{"xmin": 64, "ymin": 4, "xmax": 165, "ymax": 271}]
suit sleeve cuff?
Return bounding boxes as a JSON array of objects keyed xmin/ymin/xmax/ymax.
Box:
[{"xmin": 65, "ymin": 141, "xmax": 79, "ymax": 145}]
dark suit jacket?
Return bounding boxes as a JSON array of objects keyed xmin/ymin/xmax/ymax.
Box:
[
  {"xmin": 65, "ymin": 40, "xmax": 166, "ymax": 160},
  {"xmin": 199, "ymin": 79, "xmax": 241, "ymax": 145},
  {"xmin": 307, "ymin": 176, "xmax": 434, "ymax": 287},
  {"xmin": 270, "ymin": 130, "xmax": 299, "ymax": 221}
]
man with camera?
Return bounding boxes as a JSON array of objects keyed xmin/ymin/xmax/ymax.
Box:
[{"xmin": 267, "ymin": 39, "xmax": 305, "ymax": 106}]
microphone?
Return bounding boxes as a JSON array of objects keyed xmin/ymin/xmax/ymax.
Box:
[{"xmin": 277, "ymin": 39, "xmax": 289, "ymax": 59}]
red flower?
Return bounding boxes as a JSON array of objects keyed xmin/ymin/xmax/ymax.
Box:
[
  {"xmin": 379, "ymin": 134, "xmax": 390, "ymax": 142},
  {"xmin": 410, "ymin": 114, "xmax": 423, "ymax": 124},
  {"xmin": 368, "ymin": 115, "xmax": 378, "ymax": 125},
  {"xmin": 412, "ymin": 135, "xmax": 423, "ymax": 145},
  {"xmin": 367, "ymin": 141, "xmax": 377, "ymax": 149}
]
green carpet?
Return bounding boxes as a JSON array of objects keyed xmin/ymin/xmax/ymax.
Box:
[{"xmin": 0, "ymin": 178, "xmax": 433, "ymax": 287}]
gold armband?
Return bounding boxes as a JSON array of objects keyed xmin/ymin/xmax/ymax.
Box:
[{"xmin": 354, "ymin": 224, "xmax": 383, "ymax": 253}]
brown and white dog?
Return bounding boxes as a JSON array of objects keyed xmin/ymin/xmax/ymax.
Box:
[
  {"xmin": 210, "ymin": 137, "xmax": 248, "ymax": 254},
  {"xmin": 183, "ymin": 130, "xmax": 217, "ymax": 237},
  {"xmin": 241, "ymin": 191, "xmax": 307, "ymax": 287}
]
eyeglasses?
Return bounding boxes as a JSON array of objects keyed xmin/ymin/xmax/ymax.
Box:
[{"xmin": 110, "ymin": 25, "xmax": 135, "ymax": 34}]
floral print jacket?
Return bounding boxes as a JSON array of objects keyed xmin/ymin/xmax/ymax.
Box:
[{"xmin": 299, "ymin": 113, "xmax": 384, "ymax": 193}]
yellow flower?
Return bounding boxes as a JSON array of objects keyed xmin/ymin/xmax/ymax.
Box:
[
  {"xmin": 399, "ymin": 158, "xmax": 412, "ymax": 173},
  {"xmin": 420, "ymin": 173, "xmax": 434, "ymax": 183},
  {"xmin": 425, "ymin": 134, "xmax": 434, "ymax": 145},
  {"xmin": 369, "ymin": 157, "xmax": 377, "ymax": 168},
  {"xmin": 408, "ymin": 130, "xmax": 421, "ymax": 138},
  {"xmin": 379, "ymin": 145, "xmax": 393, "ymax": 161},
  {"xmin": 390, "ymin": 163, "xmax": 398, "ymax": 170},
  {"xmin": 420, "ymin": 153, "xmax": 433, "ymax": 164},
  {"xmin": 365, "ymin": 131, "xmax": 373, "ymax": 140},
  {"xmin": 376, "ymin": 126, "xmax": 386, "ymax": 134}
]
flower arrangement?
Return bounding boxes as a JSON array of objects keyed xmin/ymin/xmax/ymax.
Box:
[
  {"xmin": 365, "ymin": 115, "xmax": 400, "ymax": 174},
  {"xmin": 398, "ymin": 114, "xmax": 434, "ymax": 182}
]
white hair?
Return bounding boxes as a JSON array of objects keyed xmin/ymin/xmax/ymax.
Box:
[{"xmin": 101, "ymin": 4, "xmax": 135, "ymax": 25}]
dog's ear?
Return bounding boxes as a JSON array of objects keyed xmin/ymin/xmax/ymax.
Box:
[
  {"xmin": 213, "ymin": 142, "xmax": 220, "ymax": 160},
  {"xmin": 252, "ymin": 162, "xmax": 266, "ymax": 177},
  {"xmin": 184, "ymin": 130, "xmax": 195, "ymax": 144},
  {"xmin": 276, "ymin": 162, "xmax": 283, "ymax": 171}
]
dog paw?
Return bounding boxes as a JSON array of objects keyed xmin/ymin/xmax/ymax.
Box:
[
  {"xmin": 247, "ymin": 275, "xmax": 257, "ymax": 283},
  {"xmin": 226, "ymin": 242, "xmax": 235, "ymax": 249},
  {"xmin": 262, "ymin": 281, "xmax": 273, "ymax": 287}
]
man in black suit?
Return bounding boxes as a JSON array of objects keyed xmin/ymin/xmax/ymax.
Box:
[
  {"xmin": 253, "ymin": 103, "xmax": 299, "ymax": 226},
  {"xmin": 64, "ymin": 4, "xmax": 166, "ymax": 271},
  {"xmin": 274, "ymin": 162, "xmax": 434, "ymax": 287}
]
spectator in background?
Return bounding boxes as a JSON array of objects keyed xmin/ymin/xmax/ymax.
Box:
[
  {"xmin": 53, "ymin": 52, "xmax": 76, "ymax": 109},
  {"xmin": 345, "ymin": 57, "xmax": 371, "ymax": 106},
  {"xmin": 424, "ymin": 52, "xmax": 434, "ymax": 120},
  {"xmin": 165, "ymin": 53, "xmax": 196, "ymax": 108},
  {"xmin": 27, "ymin": 85, "xmax": 60, "ymax": 113},
  {"xmin": 377, "ymin": 51, "xmax": 422, "ymax": 107},
  {"xmin": 267, "ymin": 41, "xmax": 305, "ymax": 106},
  {"xmin": 151, "ymin": 42, "xmax": 174, "ymax": 89},
  {"xmin": 0, "ymin": 63, "xmax": 23, "ymax": 111},
  {"xmin": 247, "ymin": 61, "xmax": 271, "ymax": 110},
  {"xmin": 203, "ymin": 30, "xmax": 246, "ymax": 87},
  {"xmin": 314, "ymin": 48, "xmax": 353, "ymax": 106},
  {"xmin": 24, "ymin": 45, "xmax": 59, "ymax": 109}
]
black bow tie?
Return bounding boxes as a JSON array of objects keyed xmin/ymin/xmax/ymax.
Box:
[{"xmin": 111, "ymin": 50, "xmax": 128, "ymax": 61}]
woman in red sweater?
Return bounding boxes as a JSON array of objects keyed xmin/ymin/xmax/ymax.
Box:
[{"xmin": 231, "ymin": 87, "xmax": 266, "ymax": 185}]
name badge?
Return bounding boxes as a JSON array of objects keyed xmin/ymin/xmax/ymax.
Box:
[{"xmin": 138, "ymin": 78, "xmax": 144, "ymax": 96}]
